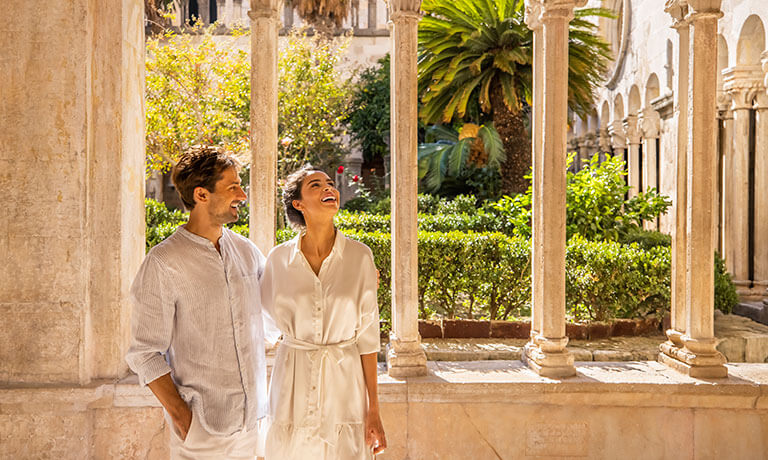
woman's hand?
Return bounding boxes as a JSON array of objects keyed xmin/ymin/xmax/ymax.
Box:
[{"xmin": 365, "ymin": 409, "xmax": 387, "ymax": 455}]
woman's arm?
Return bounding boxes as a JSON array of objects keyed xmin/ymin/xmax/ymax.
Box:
[{"xmin": 361, "ymin": 352, "xmax": 386, "ymax": 455}]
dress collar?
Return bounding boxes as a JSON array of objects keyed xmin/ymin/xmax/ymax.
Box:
[{"xmin": 288, "ymin": 227, "xmax": 346, "ymax": 266}]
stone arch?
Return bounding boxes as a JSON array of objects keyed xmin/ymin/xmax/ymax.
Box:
[
  {"xmin": 613, "ymin": 93, "xmax": 625, "ymax": 121},
  {"xmin": 628, "ymin": 84, "xmax": 642, "ymax": 116},
  {"xmin": 588, "ymin": 111, "xmax": 600, "ymax": 133},
  {"xmin": 645, "ymin": 74, "xmax": 660, "ymax": 106},
  {"xmin": 600, "ymin": 100, "xmax": 610, "ymax": 129},
  {"xmin": 737, "ymin": 15, "xmax": 765, "ymax": 66}
]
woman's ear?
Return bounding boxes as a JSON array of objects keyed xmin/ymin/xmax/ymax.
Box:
[{"xmin": 292, "ymin": 199, "xmax": 303, "ymax": 213}]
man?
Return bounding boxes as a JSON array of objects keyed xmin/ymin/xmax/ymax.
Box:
[{"xmin": 126, "ymin": 145, "xmax": 276, "ymax": 459}]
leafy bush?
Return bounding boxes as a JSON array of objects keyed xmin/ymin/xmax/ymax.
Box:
[
  {"xmin": 566, "ymin": 236, "xmax": 671, "ymax": 321},
  {"xmin": 145, "ymin": 198, "xmax": 188, "ymax": 251},
  {"xmin": 346, "ymin": 55, "xmax": 390, "ymax": 162},
  {"xmin": 146, "ymin": 25, "xmax": 352, "ymax": 179},
  {"xmin": 488, "ymin": 154, "xmax": 673, "ymax": 241},
  {"xmin": 278, "ymin": 29, "xmax": 352, "ymax": 177},
  {"xmin": 714, "ymin": 253, "xmax": 739, "ymax": 314}
]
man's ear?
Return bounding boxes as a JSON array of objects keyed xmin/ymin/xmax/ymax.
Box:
[{"xmin": 193, "ymin": 186, "xmax": 209, "ymax": 205}]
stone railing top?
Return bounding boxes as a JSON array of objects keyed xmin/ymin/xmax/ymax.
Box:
[{"xmin": 5, "ymin": 362, "xmax": 767, "ymax": 409}]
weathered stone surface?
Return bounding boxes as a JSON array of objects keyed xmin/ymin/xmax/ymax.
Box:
[
  {"xmin": 91, "ymin": 408, "xmax": 169, "ymax": 460},
  {"xmin": 0, "ymin": 413, "xmax": 91, "ymax": 459},
  {"xmin": 0, "ymin": 302, "xmax": 83, "ymax": 384}
]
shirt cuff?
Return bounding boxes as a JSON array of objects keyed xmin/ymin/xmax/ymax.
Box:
[{"xmin": 135, "ymin": 354, "xmax": 172, "ymax": 386}]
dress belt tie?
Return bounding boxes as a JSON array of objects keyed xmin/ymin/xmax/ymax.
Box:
[{"xmin": 278, "ymin": 335, "xmax": 358, "ymax": 445}]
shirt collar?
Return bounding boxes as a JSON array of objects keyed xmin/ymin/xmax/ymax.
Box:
[
  {"xmin": 288, "ymin": 228, "xmax": 346, "ymax": 266},
  {"xmin": 176, "ymin": 224, "xmax": 228, "ymax": 249}
]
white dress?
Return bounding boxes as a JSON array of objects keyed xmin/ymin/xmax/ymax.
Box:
[{"xmin": 260, "ymin": 230, "xmax": 380, "ymax": 460}]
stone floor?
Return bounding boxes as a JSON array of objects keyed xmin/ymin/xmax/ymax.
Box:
[{"xmin": 413, "ymin": 313, "xmax": 768, "ymax": 363}]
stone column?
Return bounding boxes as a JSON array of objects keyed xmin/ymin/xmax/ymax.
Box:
[
  {"xmin": 1, "ymin": 0, "xmax": 145, "ymax": 385},
  {"xmin": 640, "ymin": 107, "xmax": 661, "ymax": 229},
  {"xmin": 522, "ymin": 0, "xmax": 584, "ymax": 379},
  {"xmin": 609, "ymin": 120, "xmax": 626, "ymax": 166},
  {"xmin": 248, "ymin": 0, "xmax": 280, "ymax": 256},
  {"xmin": 527, "ymin": 3, "xmax": 545, "ymax": 346},
  {"xmin": 623, "ymin": 114, "xmax": 641, "ymax": 198},
  {"xmin": 659, "ymin": 0, "xmax": 727, "ymax": 378},
  {"xmin": 584, "ymin": 132, "xmax": 597, "ymax": 159},
  {"xmin": 754, "ymin": 93, "xmax": 768, "ymax": 284},
  {"xmin": 598, "ymin": 128, "xmax": 612, "ymax": 162},
  {"xmin": 199, "ymin": 0, "xmax": 212, "ymax": 23},
  {"xmin": 569, "ymin": 138, "xmax": 581, "ymax": 172},
  {"xmin": 662, "ymin": 2, "xmax": 689, "ymax": 348},
  {"xmin": 717, "ymin": 96, "xmax": 733, "ymax": 256},
  {"xmin": 722, "ymin": 68, "xmax": 762, "ymax": 282},
  {"xmin": 386, "ymin": 0, "xmax": 427, "ymax": 378}
]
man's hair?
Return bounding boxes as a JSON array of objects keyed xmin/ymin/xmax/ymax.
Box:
[
  {"xmin": 171, "ymin": 145, "xmax": 240, "ymax": 210},
  {"xmin": 282, "ymin": 164, "xmax": 323, "ymax": 230}
]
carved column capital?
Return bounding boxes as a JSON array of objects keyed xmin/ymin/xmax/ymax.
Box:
[
  {"xmin": 598, "ymin": 128, "xmax": 612, "ymax": 152},
  {"xmin": 639, "ymin": 107, "xmax": 661, "ymax": 139},
  {"xmin": 723, "ymin": 66, "xmax": 766, "ymax": 110},
  {"xmin": 664, "ymin": 0, "xmax": 689, "ymax": 27},
  {"xmin": 623, "ymin": 115, "xmax": 641, "ymax": 144},
  {"xmin": 386, "ymin": 0, "xmax": 421, "ymax": 20},
  {"xmin": 608, "ymin": 120, "xmax": 626, "ymax": 149},
  {"xmin": 762, "ymin": 50, "xmax": 768, "ymax": 93},
  {"xmin": 248, "ymin": 0, "xmax": 281, "ymax": 19}
]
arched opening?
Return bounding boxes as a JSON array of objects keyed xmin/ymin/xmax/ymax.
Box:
[
  {"xmin": 736, "ymin": 15, "xmax": 765, "ymax": 66},
  {"xmin": 645, "ymin": 74, "xmax": 661, "ymax": 208}
]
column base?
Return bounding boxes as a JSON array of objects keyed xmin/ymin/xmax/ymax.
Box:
[
  {"xmin": 522, "ymin": 340, "xmax": 576, "ymax": 379},
  {"xmin": 386, "ymin": 336, "xmax": 428, "ymax": 378},
  {"xmin": 658, "ymin": 340, "xmax": 728, "ymax": 378}
]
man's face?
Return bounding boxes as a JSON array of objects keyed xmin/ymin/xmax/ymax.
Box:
[{"xmin": 206, "ymin": 167, "xmax": 247, "ymax": 225}]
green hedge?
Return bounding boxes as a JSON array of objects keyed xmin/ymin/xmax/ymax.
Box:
[
  {"xmin": 274, "ymin": 228, "xmax": 733, "ymax": 323},
  {"xmin": 149, "ymin": 199, "xmax": 738, "ymax": 322}
]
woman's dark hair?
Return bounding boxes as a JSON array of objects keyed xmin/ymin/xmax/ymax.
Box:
[
  {"xmin": 282, "ymin": 164, "xmax": 323, "ymax": 230},
  {"xmin": 171, "ymin": 145, "xmax": 240, "ymax": 210}
]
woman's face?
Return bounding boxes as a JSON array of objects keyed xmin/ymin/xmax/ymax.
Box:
[{"xmin": 293, "ymin": 171, "xmax": 340, "ymax": 222}]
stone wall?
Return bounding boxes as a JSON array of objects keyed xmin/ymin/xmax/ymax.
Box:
[
  {"xmin": 4, "ymin": 363, "xmax": 767, "ymax": 459},
  {"xmin": 0, "ymin": 0, "xmax": 145, "ymax": 384}
]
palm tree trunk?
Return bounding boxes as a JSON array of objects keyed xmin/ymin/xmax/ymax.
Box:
[{"xmin": 491, "ymin": 84, "xmax": 531, "ymax": 195}]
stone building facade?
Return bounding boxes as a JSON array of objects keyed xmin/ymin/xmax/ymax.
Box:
[
  {"xmin": 2, "ymin": 0, "xmax": 768, "ymax": 459},
  {"xmin": 570, "ymin": 0, "xmax": 768, "ymax": 301}
]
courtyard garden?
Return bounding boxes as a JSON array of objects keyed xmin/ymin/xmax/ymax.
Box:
[{"xmin": 143, "ymin": 0, "xmax": 738, "ymax": 333}]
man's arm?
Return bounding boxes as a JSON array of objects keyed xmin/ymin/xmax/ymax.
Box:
[{"xmin": 147, "ymin": 373, "xmax": 192, "ymax": 440}]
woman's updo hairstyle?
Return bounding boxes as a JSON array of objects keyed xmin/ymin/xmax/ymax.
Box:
[{"xmin": 282, "ymin": 164, "xmax": 322, "ymax": 230}]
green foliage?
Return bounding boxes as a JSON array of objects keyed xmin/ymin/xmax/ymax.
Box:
[
  {"xmin": 145, "ymin": 198, "xmax": 188, "ymax": 251},
  {"xmin": 278, "ymin": 29, "xmax": 353, "ymax": 176},
  {"xmin": 145, "ymin": 24, "xmax": 251, "ymax": 173},
  {"xmin": 714, "ymin": 253, "xmax": 739, "ymax": 314},
  {"xmin": 566, "ymin": 236, "xmax": 671, "ymax": 322},
  {"xmin": 418, "ymin": 0, "xmax": 612, "ymax": 124},
  {"xmin": 488, "ymin": 154, "xmax": 672, "ymax": 241},
  {"xmin": 417, "ymin": 124, "xmax": 506, "ymax": 196},
  {"xmin": 145, "ymin": 26, "xmax": 352, "ymax": 179},
  {"xmin": 347, "ymin": 55, "xmax": 390, "ymax": 162}
]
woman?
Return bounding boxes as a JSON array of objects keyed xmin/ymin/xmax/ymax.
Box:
[{"xmin": 260, "ymin": 165, "xmax": 387, "ymax": 459}]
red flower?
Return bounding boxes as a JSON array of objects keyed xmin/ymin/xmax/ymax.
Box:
[
  {"xmin": 337, "ymin": 165, "xmax": 345, "ymax": 174},
  {"xmin": 352, "ymin": 175, "xmax": 360, "ymax": 182}
]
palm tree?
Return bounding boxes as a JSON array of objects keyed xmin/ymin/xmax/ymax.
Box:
[
  {"xmin": 418, "ymin": 0, "xmax": 612, "ymax": 195},
  {"xmin": 288, "ymin": 0, "xmax": 354, "ymax": 35},
  {"xmin": 418, "ymin": 123, "xmax": 506, "ymax": 193}
]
